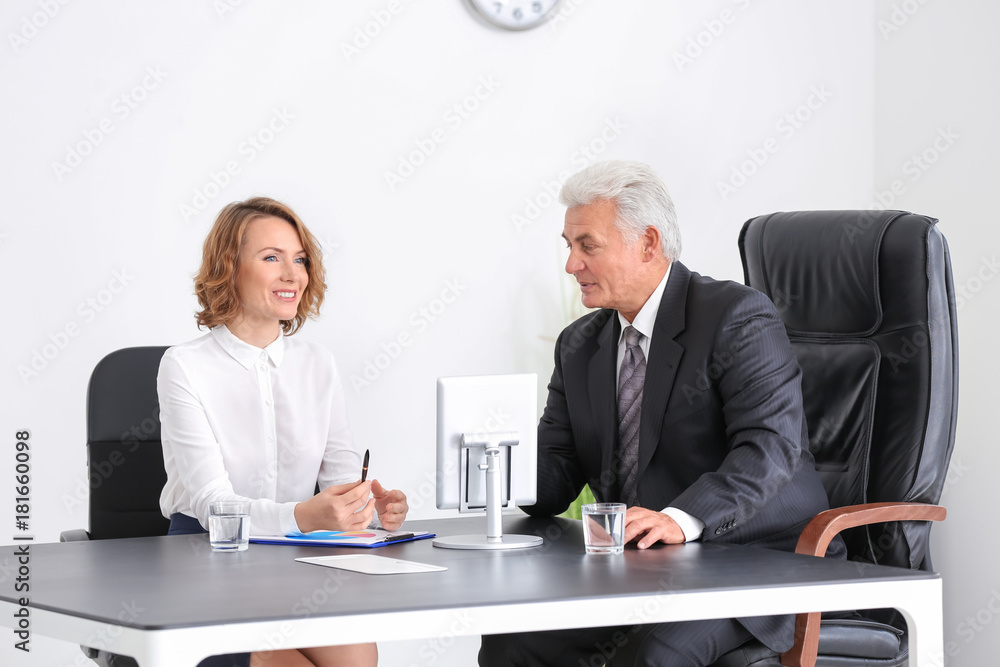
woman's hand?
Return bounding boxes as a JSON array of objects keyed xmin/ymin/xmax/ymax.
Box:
[
  {"xmin": 371, "ymin": 479, "xmax": 408, "ymax": 531},
  {"xmin": 294, "ymin": 480, "xmax": 373, "ymax": 533}
]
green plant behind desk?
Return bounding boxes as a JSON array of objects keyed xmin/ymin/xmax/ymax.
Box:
[{"xmin": 560, "ymin": 485, "xmax": 596, "ymax": 520}]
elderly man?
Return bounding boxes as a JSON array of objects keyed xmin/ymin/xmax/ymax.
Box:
[{"xmin": 480, "ymin": 161, "xmax": 842, "ymax": 666}]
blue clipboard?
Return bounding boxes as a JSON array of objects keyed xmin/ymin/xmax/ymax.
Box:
[{"xmin": 250, "ymin": 529, "xmax": 435, "ymax": 548}]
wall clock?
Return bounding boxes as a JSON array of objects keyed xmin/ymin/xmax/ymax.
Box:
[{"xmin": 467, "ymin": 0, "xmax": 565, "ymax": 31}]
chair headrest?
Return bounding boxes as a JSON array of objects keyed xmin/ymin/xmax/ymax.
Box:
[
  {"xmin": 739, "ymin": 210, "xmax": 937, "ymax": 336},
  {"xmin": 88, "ymin": 346, "xmax": 168, "ymax": 444}
]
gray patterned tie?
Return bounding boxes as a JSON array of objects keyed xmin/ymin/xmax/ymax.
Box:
[{"xmin": 616, "ymin": 326, "xmax": 645, "ymax": 505}]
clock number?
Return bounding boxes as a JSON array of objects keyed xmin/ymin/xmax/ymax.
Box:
[{"xmin": 472, "ymin": 0, "xmax": 561, "ymax": 29}]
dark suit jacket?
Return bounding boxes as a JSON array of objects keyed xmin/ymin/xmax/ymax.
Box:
[{"xmin": 525, "ymin": 261, "xmax": 841, "ymax": 651}]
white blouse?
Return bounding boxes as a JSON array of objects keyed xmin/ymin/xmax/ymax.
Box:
[{"xmin": 158, "ymin": 325, "xmax": 361, "ymax": 536}]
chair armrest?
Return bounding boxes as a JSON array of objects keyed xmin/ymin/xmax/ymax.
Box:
[
  {"xmin": 781, "ymin": 502, "xmax": 947, "ymax": 667},
  {"xmin": 60, "ymin": 529, "xmax": 91, "ymax": 542},
  {"xmin": 793, "ymin": 502, "xmax": 947, "ymax": 558}
]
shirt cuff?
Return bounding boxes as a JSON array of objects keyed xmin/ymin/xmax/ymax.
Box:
[
  {"xmin": 662, "ymin": 507, "xmax": 705, "ymax": 542},
  {"xmin": 281, "ymin": 502, "xmax": 302, "ymax": 535}
]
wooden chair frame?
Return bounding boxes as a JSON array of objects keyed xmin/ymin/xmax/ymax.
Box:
[{"xmin": 781, "ymin": 502, "xmax": 947, "ymax": 667}]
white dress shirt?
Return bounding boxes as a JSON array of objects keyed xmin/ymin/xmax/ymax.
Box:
[
  {"xmin": 615, "ymin": 263, "xmax": 706, "ymax": 542},
  {"xmin": 158, "ymin": 325, "xmax": 361, "ymax": 536}
]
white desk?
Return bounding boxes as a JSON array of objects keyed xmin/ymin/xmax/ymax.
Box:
[{"xmin": 0, "ymin": 516, "xmax": 943, "ymax": 666}]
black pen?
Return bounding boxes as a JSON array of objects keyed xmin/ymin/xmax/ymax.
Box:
[
  {"xmin": 381, "ymin": 532, "xmax": 414, "ymax": 543},
  {"xmin": 361, "ymin": 449, "xmax": 370, "ymax": 482}
]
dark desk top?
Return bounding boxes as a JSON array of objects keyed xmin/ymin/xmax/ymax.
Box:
[{"xmin": 7, "ymin": 516, "xmax": 935, "ymax": 630}]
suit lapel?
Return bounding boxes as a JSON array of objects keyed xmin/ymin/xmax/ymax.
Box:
[
  {"xmin": 636, "ymin": 262, "xmax": 690, "ymax": 492},
  {"xmin": 587, "ymin": 309, "xmax": 618, "ymax": 500}
]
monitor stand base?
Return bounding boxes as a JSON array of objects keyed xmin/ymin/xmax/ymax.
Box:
[{"xmin": 433, "ymin": 534, "xmax": 542, "ymax": 550}]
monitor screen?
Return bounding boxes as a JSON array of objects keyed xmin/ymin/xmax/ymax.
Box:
[{"xmin": 435, "ymin": 373, "xmax": 538, "ymax": 512}]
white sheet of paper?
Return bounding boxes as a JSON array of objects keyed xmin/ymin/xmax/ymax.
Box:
[{"xmin": 295, "ymin": 554, "xmax": 447, "ymax": 575}]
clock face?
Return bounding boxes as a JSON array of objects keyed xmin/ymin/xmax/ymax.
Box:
[{"xmin": 467, "ymin": 0, "xmax": 565, "ymax": 31}]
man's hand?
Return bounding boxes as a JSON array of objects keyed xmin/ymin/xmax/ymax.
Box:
[
  {"xmin": 372, "ymin": 479, "xmax": 409, "ymax": 531},
  {"xmin": 623, "ymin": 507, "xmax": 686, "ymax": 549},
  {"xmin": 294, "ymin": 480, "xmax": 373, "ymax": 534}
]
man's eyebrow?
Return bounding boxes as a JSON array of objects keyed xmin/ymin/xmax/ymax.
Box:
[{"xmin": 561, "ymin": 232, "xmax": 596, "ymax": 243}]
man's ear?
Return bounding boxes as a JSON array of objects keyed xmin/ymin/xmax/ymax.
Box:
[{"xmin": 641, "ymin": 226, "xmax": 662, "ymax": 260}]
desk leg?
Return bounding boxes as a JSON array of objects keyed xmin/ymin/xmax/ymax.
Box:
[
  {"xmin": 129, "ymin": 634, "xmax": 213, "ymax": 667},
  {"xmin": 896, "ymin": 579, "xmax": 945, "ymax": 667}
]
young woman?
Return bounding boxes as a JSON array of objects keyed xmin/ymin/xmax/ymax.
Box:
[{"xmin": 159, "ymin": 197, "xmax": 407, "ymax": 667}]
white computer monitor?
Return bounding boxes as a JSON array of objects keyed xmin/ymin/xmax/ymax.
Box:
[{"xmin": 434, "ymin": 373, "xmax": 542, "ymax": 550}]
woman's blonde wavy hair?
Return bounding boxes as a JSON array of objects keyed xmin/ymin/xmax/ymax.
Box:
[{"xmin": 194, "ymin": 197, "xmax": 326, "ymax": 335}]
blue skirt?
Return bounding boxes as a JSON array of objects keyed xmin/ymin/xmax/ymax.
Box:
[
  {"xmin": 168, "ymin": 513, "xmax": 251, "ymax": 667},
  {"xmin": 167, "ymin": 512, "xmax": 209, "ymax": 535}
]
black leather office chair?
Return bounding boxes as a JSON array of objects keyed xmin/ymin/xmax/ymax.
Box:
[
  {"xmin": 712, "ymin": 210, "xmax": 958, "ymax": 667},
  {"xmin": 61, "ymin": 345, "xmax": 300, "ymax": 667},
  {"xmin": 61, "ymin": 346, "xmax": 170, "ymax": 667}
]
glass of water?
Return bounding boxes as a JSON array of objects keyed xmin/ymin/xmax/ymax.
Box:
[
  {"xmin": 581, "ymin": 503, "xmax": 626, "ymax": 555},
  {"xmin": 209, "ymin": 501, "xmax": 250, "ymax": 552}
]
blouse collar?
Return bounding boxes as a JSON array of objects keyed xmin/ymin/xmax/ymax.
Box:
[{"xmin": 212, "ymin": 325, "xmax": 286, "ymax": 369}]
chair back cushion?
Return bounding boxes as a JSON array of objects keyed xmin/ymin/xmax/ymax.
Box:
[
  {"xmin": 739, "ymin": 211, "xmax": 958, "ymax": 570},
  {"xmin": 87, "ymin": 346, "xmax": 170, "ymax": 539}
]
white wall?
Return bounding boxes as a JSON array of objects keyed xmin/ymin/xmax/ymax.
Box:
[
  {"xmin": 4, "ymin": 1, "xmax": 989, "ymax": 665},
  {"xmin": 872, "ymin": 1, "xmax": 1000, "ymax": 666}
]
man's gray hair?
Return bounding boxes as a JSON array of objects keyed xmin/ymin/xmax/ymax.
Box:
[{"xmin": 559, "ymin": 160, "xmax": 681, "ymax": 261}]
